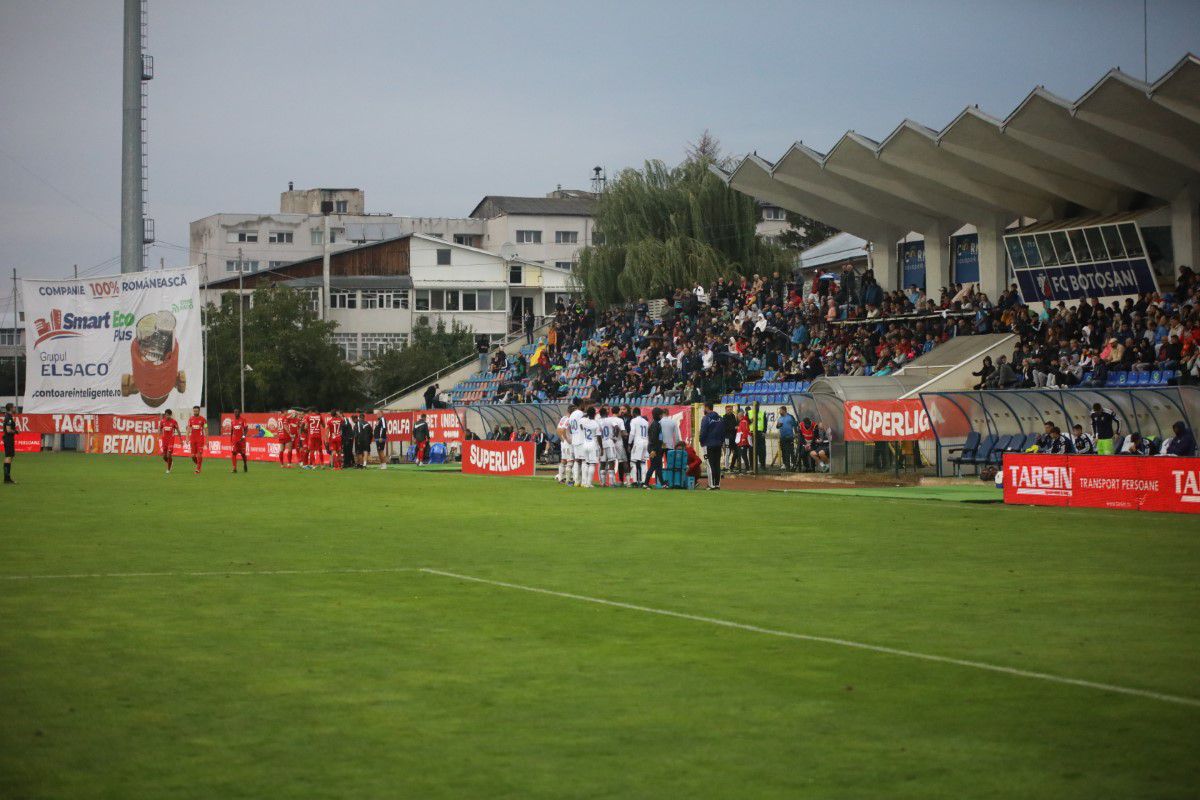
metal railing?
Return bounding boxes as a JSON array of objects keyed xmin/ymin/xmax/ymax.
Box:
[{"xmin": 374, "ymin": 317, "xmax": 549, "ymax": 409}]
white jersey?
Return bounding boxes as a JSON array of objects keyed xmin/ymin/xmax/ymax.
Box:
[
  {"xmin": 557, "ymin": 414, "xmax": 574, "ymax": 459},
  {"xmin": 628, "ymin": 415, "xmax": 650, "ymax": 462},
  {"xmin": 568, "ymin": 409, "xmax": 586, "ymax": 448},
  {"xmin": 579, "ymin": 417, "xmax": 601, "ymax": 463},
  {"xmin": 605, "ymin": 416, "xmax": 627, "ymax": 460},
  {"xmin": 599, "ymin": 416, "xmax": 620, "ymax": 460}
]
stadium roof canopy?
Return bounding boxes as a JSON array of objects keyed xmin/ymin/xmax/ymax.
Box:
[{"xmin": 717, "ymin": 54, "xmax": 1200, "ymax": 296}]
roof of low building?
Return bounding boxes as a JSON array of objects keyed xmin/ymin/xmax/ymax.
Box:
[{"xmin": 469, "ymin": 195, "xmax": 597, "ymax": 219}]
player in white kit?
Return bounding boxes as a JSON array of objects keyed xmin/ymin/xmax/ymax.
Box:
[
  {"xmin": 555, "ymin": 401, "xmax": 576, "ymax": 484},
  {"xmin": 568, "ymin": 401, "xmax": 588, "ymax": 487},
  {"xmin": 627, "ymin": 407, "xmax": 650, "ymax": 487},
  {"xmin": 578, "ymin": 406, "xmax": 601, "ymax": 488},
  {"xmin": 599, "ymin": 407, "xmax": 626, "ymax": 488}
]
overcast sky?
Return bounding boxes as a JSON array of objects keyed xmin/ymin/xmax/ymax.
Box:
[{"xmin": 1, "ymin": 0, "xmax": 1198, "ymax": 293}]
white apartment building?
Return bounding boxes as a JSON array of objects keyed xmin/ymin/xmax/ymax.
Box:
[
  {"xmin": 190, "ymin": 185, "xmax": 598, "ymax": 284},
  {"xmin": 202, "ymin": 233, "xmax": 578, "ymax": 363}
]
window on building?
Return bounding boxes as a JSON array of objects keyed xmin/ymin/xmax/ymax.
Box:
[
  {"xmin": 225, "ymin": 259, "xmax": 259, "ymax": 273},
  {"xmin": 332, "ymin": 333, "xmax": 358, "ymax": 362},
  {"xmin": 335, "ymin": 200, "xmax": 348, "ymax": 213},
  {"xmin": 477, "ymin": 290, "xmax": 493, "ymax": 311},
  {"xmin": 330, "ymin": 289, "xmax": 357, "ymax": 309},
  {"xmin": 414, "ymin": 290, "xmax": 430, "ymax": 311},
  {"xmin": 360, "ymin": 290, "xmax": 409, "ymax": 310},
  {"xmin": 268, "ymin": 261, "xmax": 287, "ymax": 270},
  {"xmin": 762, "ymin": 206, "xmax": 786, "ymax": 221},
  {"xmin": 305, "ymin": 289, "xmax": 321, "ymax": 313},
  {"xmin": 555, "ymin": 261, "xmax": 575, "ymax": 270},
  {"xmin": 462, "ymin": 291, "xmax": 477, "ymax": 311},
  {"xmin": 0, "ymin": 329, "xmax": 21, "ymax": 346},
  {"xmin": 360, "ymin": 333, "xmax": 408, "ymax": 360},
  {"xmin": 516, "ymin": 230, "xmax": 542, "ymax": 244},
  {"xmin": 554, "ymin": 230, "xmax": 578, "ymax": 244},
  {"xmin": 226, "ymin": 230, "xmax": 258, "ymax": 243},
  {"xmin": 268, "ymin": 231, "xmax": 294, "ymax": 244},
  {"xmin": 310, "ymin": 229, "xmax": 324, "ymax": 246},
  {"xmin": 508, "ymin": 264, "xmax": 523, "ymax": 285},
  {"xmin": 453, "ymin": 234, "xmax": 475, "ymax": 246},
  {"xmin": 436, "ymin": 248, "xmax": 451, "ymax": 266},
  {"xmin": 445, "ymin": 290, "xmax": 459, "ymax": 311},
  {"xmin": 330, "ymin": 229, "xmax": 340, "ymax": 244}
]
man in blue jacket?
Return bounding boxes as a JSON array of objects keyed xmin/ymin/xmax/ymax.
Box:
[{"xmin": 699, "ymin": 402, "xmax": 725, "ymax": 491}]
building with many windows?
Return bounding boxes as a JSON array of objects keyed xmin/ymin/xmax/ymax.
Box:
[
  {"xmin": 190, "ymin": 185, "xmax": 598, "ymax": 284},
  {"xmin": 202, "ymin": 233, "xmax": 578, "ymax": 363}
]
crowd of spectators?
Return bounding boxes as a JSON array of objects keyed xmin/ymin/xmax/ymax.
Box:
[{"xmin": 480, "ymin": 262, "xmax": 1199, "ymax": 403}]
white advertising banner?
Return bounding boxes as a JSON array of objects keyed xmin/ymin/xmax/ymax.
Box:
[{"xmin": 22, "ymin": 267, "xmax": 202, "ymax": 413}]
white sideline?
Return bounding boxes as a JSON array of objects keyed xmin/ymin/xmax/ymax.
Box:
[
  {"xmin": 1, "ymin": 567, "xmax": 415, "ymax": 581},
  {"xmin": 420, "ymin": 568, "xmax": 1200, "ymax": 709}
]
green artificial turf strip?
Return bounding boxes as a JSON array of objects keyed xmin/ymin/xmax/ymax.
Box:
[
  {"xmin": 1, "ymin": 454, "xmax": 1198, "ymax": 799},
  {"xmin": 789, "ymin": 485, "xmax": 1004, "ymax": 502}
]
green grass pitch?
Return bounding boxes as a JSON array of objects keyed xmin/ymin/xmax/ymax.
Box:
[{"xmin": 1, "ymin": 454, "xmax": 1198, "ymax": 799}]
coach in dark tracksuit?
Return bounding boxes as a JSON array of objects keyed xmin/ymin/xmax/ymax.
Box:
[
  {"xmin": 354, "ymin": 415, "xmax": 372, "ymax": 468},
  {"xmin": 341, "ymin": 415, "xmax": 355, "ymax": 469},
  {"xmin": 699, "ymin": 402, "xmax": 724, "ymax": 490},
  {"xmin": 645, "ymin": 408, "xmax": 664, "ymax": 487}
]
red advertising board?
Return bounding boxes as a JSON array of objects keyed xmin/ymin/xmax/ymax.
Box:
[
  {"xmin": 461, "ymin": 440, "xmax": 535, "ymax": 477},
  {"xmin": 844, "ymin": 400, "xmax": 934, "ymax": 441},
  {"xmin": 13, "ymin": 433, "xmax": 42, "ymax": 453},
  {"xmin": 1003, "ymin": 453, "xmax": 1200, "ymax": 514}
]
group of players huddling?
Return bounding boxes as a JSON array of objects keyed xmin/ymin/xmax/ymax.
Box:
[
  {"xmin": 556, "ymin": 399, "xmax": 664, "ymax": 488},
  {"xmin": 157, "ymin": 408, "xmax": 389, "ymax": 474}
]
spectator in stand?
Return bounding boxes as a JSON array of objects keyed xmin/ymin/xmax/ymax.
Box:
[
  {"xmin": 972, "ymin": 356, "xmax": 994, "ymax": 390},
  {"xmin": 775, "ymin": 405, "xmax": 798, "ymax": 471},
  {"xmin": 699, "ymin": 402, "xmax": 724, "ymax": 490},
  {"xmin": 475, "ymin": 335, "xmax": 490, "ymax": 374},
  {"xmin": 1091, "ymin": 403, "xmax": 1121, "ymax": 455},
  {"xmin": 1163, "ymin": 420, "xmax": 1196, "ymax": 457},
  {"xmin": 1071, "ymin": 424, "xmax": 1096, "ymax": 455},
  {"xmin": 424, "ymin": 383, "xmax": 439, "ymax": 410},
  {"xmin": 524, "ymin": 309, "xmax": 536, "ymax": 345}
]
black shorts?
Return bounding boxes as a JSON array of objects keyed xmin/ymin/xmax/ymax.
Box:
[{"xmin": 3, "ymin": 435, "xmax": 14, "ymax": 457}]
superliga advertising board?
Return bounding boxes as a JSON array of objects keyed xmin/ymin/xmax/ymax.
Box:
[{"xmin": 22, "ymin": 267, "xmax": 203, "ymax": 413}]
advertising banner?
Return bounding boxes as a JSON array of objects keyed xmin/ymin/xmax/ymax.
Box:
[
  {"xmin": 1002, "ymin": 453, "xmax": 1200, "ymax": 514},
  {"xmin": 423, "ymin": 409, "xmax": 462, "ymax": 444},
  {"xmin": 844, "ymin": 400, "xmax": 934, "ymax": 441},
  {"xmin": 1004, "ymin": 222, "xmax": 1158, "ymax": 303},
  {"xmin": 951, "ymin": 233, "xmax": 979, "ymax": 285},
  {"xmin": 899, "ymin": 241, "xmax": 926, "ymax": 290},
  {"xmin": 461, "ymin": 440, "xmax": 535, "ymax": 477},
  {"xmin": 13, "ymin": 433, "xmax": 41, "ymax": 453},
  {"xmin": 22, "ymin": 267, "xmax": 203, "ymax": 413}
]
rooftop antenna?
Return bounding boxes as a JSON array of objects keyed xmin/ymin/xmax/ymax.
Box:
[{"xmin": 590, "ymin": 166, "xmax": 607, "ymax": 194}]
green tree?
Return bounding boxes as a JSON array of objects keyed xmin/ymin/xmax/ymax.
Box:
[
  {"xmin": 204, "ymin": 285, "xmax": 363, "ymax": 413},
  {"xmin": 364, "ymin": 318, "xmax": 475, "ymax": 400},
  {"xmin": 777, "ymin": 211, "xmax": 839, "ymax": 252},
  {"xmin": 575, "ymin": 134, "xmax": 791, "ymax": 306}
]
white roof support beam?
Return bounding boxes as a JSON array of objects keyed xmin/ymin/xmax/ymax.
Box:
[
  {"xmin": 1150, "ymin": 55, "xmax": 1200, "ymax": 128},
  {"xmin": 939, "ymin": 109, "xmax": 1126, "ymax": 213},
  {"xmin": 1004, "ymin": 90, "xmax": 1189, "ymax": 200},
  {"xmin": 1074, "ymin": 73, "xmax": 1200, "ymax": 174},
  {"xmin": 771, "ymin": 146, "xmax": 935, "ymax": 233},
  {"xmin": 878, "ymin": 122, "xmax": 1063, "ymax": 220},
  {"xmin": 823, "ymin": 134, "xmax": 1004, "ymax": 225}
]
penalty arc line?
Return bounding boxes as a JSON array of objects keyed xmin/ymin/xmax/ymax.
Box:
[
  {"xmin": 419, "ymin": 568, "xmax": 1200, "ymax": 710},
  {"xmin": 1, "ymin": 567, "xmax": 416, "ymax": 581}
]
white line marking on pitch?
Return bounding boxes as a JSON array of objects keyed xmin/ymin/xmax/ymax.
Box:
[
  {"xmin": 420, "ymin": 568, "xmax": 1200, "ymax": 709},
  {"xmin": 1, "ymin": 567, "xmax": 415, "ymax": 581}
]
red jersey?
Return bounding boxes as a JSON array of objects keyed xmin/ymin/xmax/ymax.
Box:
[
  {"xmin": 229, "ymin": 417, "xmax": 247, "ymax": 443},
  {"xmin": 304, "ymin": 413, "xmax": 324, "ymax": 438},
  {"xmin": 326, "ymin": 416, "xmax": 342, "ymax": 441},
  {"xmin": 188, "ymin": 415, "xmax": 206, "ymax": 441},
  {"xmin": 284, "ymin": 417, "xmax": 301, "ymax": 440},
  {"xmin": 160, "ymin": 417, "xmax": 180, "ymax": 442}
]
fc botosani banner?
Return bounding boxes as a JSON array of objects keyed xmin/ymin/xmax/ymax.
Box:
[{"xmin": 22, "ymin": 267, "xmax": 202, "ymax": 413}]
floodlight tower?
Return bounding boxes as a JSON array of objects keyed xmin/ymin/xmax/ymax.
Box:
[{"xmin": 121, "ymin": 0, "xmax": 153, "ymax": 273}]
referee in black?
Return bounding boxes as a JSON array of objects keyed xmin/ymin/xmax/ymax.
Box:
[{"xmin": 3, "ymin": 402, "xmax": 17, "ymax": 484}]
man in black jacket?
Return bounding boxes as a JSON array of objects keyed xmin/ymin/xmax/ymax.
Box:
[
  {"xmin": 372, "ymin": 416, "xmax": 388, "ymax": 468},
  {"xmin": 354, "ymin": 414, "xmax": 372, "ymax": 468},
  {"xmin": 722, "ymin": 404, "xmax": 738, "ymax": 469},
  {"xmin": 413, "ymin": 414, "xmax": 431, "ymax": 465},
  {"xmin": 645, "ymin": 408, "xmax": 664, "ymax": 488},
  {"xmin": 340, "ymin": 414, "xmax": 355, "ymax": 470}
]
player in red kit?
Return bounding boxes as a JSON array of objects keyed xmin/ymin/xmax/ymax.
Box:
[
  {"xmin": 159, "ymin": 409, "xmax": 180, "ymax": 474},
  {"xmin": 187, "ymin": 406, "xmax": 207, "ymax": 474},
  {"xmin": 229, "ymin": 409, "xmax": 249, "ymax": 473},
  {"xmin": 280, "ymin": 410, "xmax": 301, "ymax": 467},
  {"xmin": 326, "ymin": 410, "xmax": 343, "ymax": 469},
  {"xmin": 302, "ymin": 410, "xmax": 324, "ymax": 469}
]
